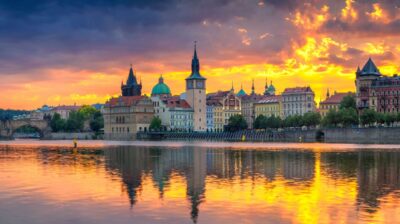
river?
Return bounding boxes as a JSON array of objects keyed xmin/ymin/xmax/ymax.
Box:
[{"xmin": 0, "ymin": 140, "xmax": 399, "ymax": 223}]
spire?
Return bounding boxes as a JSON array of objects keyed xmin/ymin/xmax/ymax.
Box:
[
  {"xmin": 186, "ymin": 41, "xmax": 205, "ymax": 80},
  {"xmin": 159, "ymin": 74, "xmax": 164, "ymax": 83},
  {"xmin": 264, "ymin": 76, "xmax": 269, "ymax": 95},
  {"xmin": 231, "ymin": 81, "xmax": 234, "ymax": 92},
  {"xmin": 326, "ymin": 88, "xmax": 330, "ymax": 99},
  {"xmin": 361, "ymin": 57, "xmax": 381, "ymax": 76},
  {"xmin": 251, "ymin": 79, "xmax": 255, "ymax": 95},
  {"xmin": 126, "ymin": 65, "xmax": 137, "ymax": 85}
]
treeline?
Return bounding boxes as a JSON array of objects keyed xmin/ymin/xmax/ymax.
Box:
[
  {"xmin": 50, "ymin": 105, "xmax": 103, "ymax": 132},
  {"xmin": 0, "ymin": 109, "xmax": 30, "ymax": 121}
]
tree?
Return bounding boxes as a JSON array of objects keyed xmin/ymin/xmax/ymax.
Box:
[
  {"xmin": 266, "ymin": 115, "xmax": 282, "ymax": 129},
  {"xmin": 227, "ymin": 114, "xmax": 247, "ymax": 131},
  {"xmin": 384, "ymin": 113, "xmax": 396, "ymax": 126},
  {"xmin": 339, "ymin": 95, "xmax": 356, "ymax": 110},
  {"xmin": 322, "ymin": 109, "xmax": 340, "ymax": 127},
  {"xmin": 337, "ymin": 108, "xmax": 358, "ymax": 127},
  {"xmin": 78, "ymin": 105, "xmax": 97, "ymax": 120},
  {"xmin": 65, "ymin": 111, "xmax": 84, "ymax": 132},
  {"xmin": 89, "ymin": 111, "xmax": 104, "ymax": 132},
  {"xmin": 50, "ymin": 113, "xmax": 66, "ymax": 132},
  {"xmin": 302, "ymin": 112, "xmax": 321, "ymax": 127},
  {"xmin": 149, "ymin": 116, "xmax": 162, "ymax": 131},
  {"xmin": 254, "ymin": 115, "xmax": 268, "ymax": 129},
  {"xmin": 360, "ymin": 109, "xmax": 377, "ymax": 126}
]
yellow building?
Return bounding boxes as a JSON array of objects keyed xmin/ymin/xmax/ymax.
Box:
[
  {"xmin": 254, "ymin": 95, "xmax": 283, "ymax": 119},
  {"xmin": 319, "ymin": 92, "xmax": 355, "ymax": 117},
  {"xmin": 207, "ymin": 89, "xmax": 241, "ymax": 131}
]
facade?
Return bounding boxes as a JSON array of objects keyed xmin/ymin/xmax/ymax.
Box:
[
  {"xmin": 185, "ymin": 44, "xmax": 207, "ymax": 131},
  {"xmin": 355, "ymin": 58, "xmax": 400, "ymax": 113},
  {"xmin": 51, "ymin": 105, "xmax": 81, "ymax": 119},
  {"xmin": 207, "ymin": 89, "xmax": 241, "ymax": 130},
  {"xmin": 282, "ymin": 87, "xmax": 316, "ymax": 117},
  {"xmin": 206, "ymin": 104, "xmax": 214, "ymax": 131},
  {"xmin": 254, "ymin": 95, "xmax": 283, "ymax": 119},
  {"xmin": 30, "ymin": 105, "xmax": 53, "ymax": 120},
  {"xmin": 239, "ymin": 80, "xmax": 264, "ymax": 129},
  {"xmin": 152, "ymin": 95, "xmax": 193, "ymax": 131},
  {"xmin": 319, "ymin": 91, "xmax": 355, "ymax": 117},
  {"xmin": 121, "ymin": 66, "xmax": 142, "ymax": 96},
  {"xmin": 103, "ymin": 96, "xmax": 154, "ymax": 140}
]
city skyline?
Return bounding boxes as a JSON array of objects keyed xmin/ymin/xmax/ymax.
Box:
[{"xmin": 2, "ymin": 0, "xmax": 400, "ymax": 109}]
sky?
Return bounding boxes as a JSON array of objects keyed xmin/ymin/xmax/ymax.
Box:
[{"xmin": 1, "ymin": 0, "xmax": 400, "ymax": 110}]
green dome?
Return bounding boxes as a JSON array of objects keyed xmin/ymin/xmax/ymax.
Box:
[
  {"xmin": 151, "ymin": 76, "xmax": 171, "ymax": 96},
  {"xmin": 268, "ymin": 84, "xmax": 275, "ymax": 92}
]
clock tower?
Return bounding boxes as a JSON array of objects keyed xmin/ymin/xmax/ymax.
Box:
[{"xmin": 186, "ymin": 42, "xmax": 206, "ymax": 131}]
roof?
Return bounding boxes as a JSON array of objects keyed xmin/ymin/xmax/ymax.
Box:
[
  {"xmin": 359, "ymin": 58, "xmax": 381, "ymax": 76},
  {"xmin": 151, "ymin": 76, "xmax": 171, "ymax": 95},
  {"xmin": 53, "ymin": 105, "xmax": 81, "ymax": 110},
  {"xmin": 186, "ymin": 44, "xmax": 206, "ymax": 80},
  {"xmin": 126, "ymin": 67, "xmax": 138, "ymax": 85},
  {"xmin": 207, "ymin": 91, "xmax": 230, "ymax": 100},
  {"xmin": 320, "ymin": 92, "xmax": 354, "ymax": 105},
  {"xmin": 105, "ymin": 96, "xmax": 148, "ymax": 107},
  {"xmin": 206, "ymin": 99, "xmax": 223, "ymax": 106},
  {"xmin": 240, "ymin": 94, "xmax": 264, "ymax": 102},
  {"xmin": 255, "ymin": 95, "xmax": 282, "ymax": 104},
  {"xmin": 282, "ymin": 87, "xmax": 313, "ymax": 95},
  {"xmin": 236, "ymin": 88, "xmax": 247, "ymax": 97},
  {"xmin": 162, "ymin": 96, "xmax": 192, "ymax": 109}
]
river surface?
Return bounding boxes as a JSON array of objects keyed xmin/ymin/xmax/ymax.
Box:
[{"xmin": 0, "ymin": 140, "xmax": 399, "ymax": 224}]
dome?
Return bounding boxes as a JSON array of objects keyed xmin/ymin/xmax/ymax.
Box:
[
  {"xmin": 151, "ymin": 75, "xmax": 171, "ymax": 96},
  {"xmin": 268, "ymin": 84, "xmax": 275, "ymax": 92}
]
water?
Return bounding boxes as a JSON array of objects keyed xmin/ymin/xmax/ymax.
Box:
[{"xmin": 0, "ymin": 140, "xmax": 399, "ymax": 224}]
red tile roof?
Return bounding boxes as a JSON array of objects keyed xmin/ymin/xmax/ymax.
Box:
[
  {"xmin": 320, "ymin": 92, "xmax": 355, "ymax": 105},
  {"xmin": 105, "ymin": 96, "xmax": 148, "ymax": 107},
  {"xmin": 162, "ymin": 96, "xmax": 192, "ymax": 109},
  {"xmin": 282, "ymin": 87, "xmax": 313, "ymax": 94}
]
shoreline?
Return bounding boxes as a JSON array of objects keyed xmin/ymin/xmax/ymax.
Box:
[{"xmin": 1, "ymin": 139, "xmax": 400, "ymax": 150}]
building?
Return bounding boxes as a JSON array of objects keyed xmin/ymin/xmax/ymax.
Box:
[
  {"xmin": 264, "ymin": 78, "xmax": 276, "ymax": 96},
  {"xmin": 319, "ymin": 91, "xmax": 355, "ymax": 117},
  {"xmin": 185, "ymin": 43, "xmax": 207, "ymax": 131},
  {"xmin": 103, "ymin": 96, "xmax": 154, "ymax": 140},
  {"xmin": 240, "ymin": 80, "xmax": 264, "ymax": 129},
  {"xmin": 206, "ymin": 100, "xmax": 223, "ymax": 132},
  {"xmin": 103, "ymin": 68, "xmax": 154, "ymax": 140},
  {"xmin": 121, "ymin": 66, "xmax": 142, "ymax": 96},
  {"xmin": 51, "ymin": 105, "xmax": 81, "ymax": 119},
  {"xmin": 254, "ymin": 95, "xmax": 283, "ymax": 119},
  {"xmin": 282, "ymin": 87, "xmax": 316, "ymax": 117},
  {"xmin": 207, "ymin": 88, "xmax": 241, "ymax": 130},
  {"xmin": 151, "ymin": 75, "xmax": 171, "ymax": 97},
  {"xmin": 236, "ymin": 84, "xmax": 247, "ymax": 97},
  {"xmin": 206, "ymin": 104, "xmax": 214, "ymax": 131},
  {"xmin": 152, "ymin": 95, "xmax": 194, "ymax": 132},
  {"xmin": 30, "ymin": 105, "xmax": 53, "ymax": 120},
  {"xmin": 355, "ymin": 58, "xmax": 400, "ymax": 113}
]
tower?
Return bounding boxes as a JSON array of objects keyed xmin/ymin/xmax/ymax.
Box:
[
  {"xmin": 121, "ymin": 65, "xmax": 142, "ymax": 96},
  {"xmin": 251, "ymin": 79, "xmax": 255, "ymax": 95},
  {"xmin": 264, "ymin": 77, "xmax": 270, "ymax": 95},
  {"xmin": 186, "ymin": 42, "xmax": 207, "ymax": 131}
]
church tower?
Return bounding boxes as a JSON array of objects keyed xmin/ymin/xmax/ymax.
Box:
[
  {"xmin": 185, "ymin": 42, "xmax": 206, "ymax": 132},
  {"xmin": 121, "ymin": 65, "xmax": 142, "ymax": 96}
]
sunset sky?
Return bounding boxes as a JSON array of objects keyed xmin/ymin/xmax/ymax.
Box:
[{"xmin": 1, "ymin": 0, "xmax": 400, "ymax": 109}]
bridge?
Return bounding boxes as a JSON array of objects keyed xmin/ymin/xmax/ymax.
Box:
[{"xmin": 0, "ymin": 119, "xmax": 51, "ymax": 139}]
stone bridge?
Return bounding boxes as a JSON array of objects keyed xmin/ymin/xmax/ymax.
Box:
[{"xmin": 0, "ymin": 119, "xmax": 51, "ymax": 139}]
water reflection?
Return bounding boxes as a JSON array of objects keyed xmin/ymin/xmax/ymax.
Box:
[{"xmin": 0, "ymin": 144, "xmax": 400, "ymax": 223}]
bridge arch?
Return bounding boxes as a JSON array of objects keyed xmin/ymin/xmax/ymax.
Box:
[{"xmin": 0, "ymin": 119, "xmax": 50, "ymax": 139}]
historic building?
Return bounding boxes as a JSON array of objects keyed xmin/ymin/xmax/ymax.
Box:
[
  {"xmin": 207, "ymin": 89, "xmax": 241, "ymax": 131},
  {"xmin": 254, "ymin": 95, "xmax": 283, "ymax": 119},
  {"xmin": 50, "ymin": 105, "xmax": 81, "ymax": 119},
  {"xmin": 121, "ymin": 66, "xmax": 142, "ymax": 96},
  {"xmin": 240, "ymin": 80, "xmax": 265, "ymax": 129},
  {"xmin": 319, "ymin": 91, "xmax": 355, "ymax": 117},
  {"xmin": 103, "ymin": 67, "xmax": 153, "ymax": 140},
  {"xmin": 282, "ymin": 87, "xmax": 316, "ymax": 117},
  {"xmin": 355, "ymin": 58, "xmax": 400, "ymax": 113},
  {"xmin": 185, "ymin": 43, "xmax": 207, "ymax": 131},
  {"xmin": 152, "ymin": 95, "xmax": 194, "ymax": 132},
  {"xmin": 264, "ymin": 78, "xmax": 276, "ymax": 96},
  {"xmin": 103, "ymin": 96, "xmax": 154, "ymax": 140}
]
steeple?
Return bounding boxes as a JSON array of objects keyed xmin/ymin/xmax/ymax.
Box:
[
  {"xmin": 360, "ymin": 57, "xmax": 381, "ymax": 76},
  {"xmin": 326, "ymin": 88, "xmax": 330, "ymax": 99},
  {"xmin": 127, "ymin": 65, "xmax": 137, "ymax": 85},
  {"xmin": 264, "ymin": 77, "xmax": 269, "ymax": 95},
  {"xmin": 231, "ymin": 81, "xmax": 234, "ymax": 92},
  {"xmin": 186, "ymin": 41, "xmax": 206, "ymax": 80},
  {"xmin": 251, "ymin": 79, "xmax": 255, "ymax": 95},
  {"xmin": 121, "ymin": 65, "xmax": 142, "ymax": 96},
  {"xmin": 159, "ymin": 74, "xmax": 164, "ymax": 83}
]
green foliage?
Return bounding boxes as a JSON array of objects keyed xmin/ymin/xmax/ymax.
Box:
[
  {"xmin": 89, "ymin": 111, "xmax": 104, "ymax": 132},
  {"xmin": 360, "ymin": 109, "xmax": 377, "ymax": 126},
  {"xmin": 302, "ymin": 112, "xmax": 321, "ymax": 127},
  {"xmin": 50, "ymin": 113, "xmax": 66, "ymax": 132},
  {"xmin": 339, "ymin": 95, "xmax": 356, "ymax": 110},
  {"xmin": 322, "ymin": 109, "xmax": 340, "ymax": 127},
  {"xmin": 254, "ymin": 115, "xmax": 268, "ymax": 129},
  {"xmin": 149, "ymin": 116, "xmax": 162, "ymax": 130},
  {"xmin": 65, "ymin": 111, "xmax": 85, "ymax": 132},
  {"xmin": 283, "ymin": 115, "xmax": 304, "ymax": 127},
  {"xmin": 227, "ymin": 114, "xmax": 247, "ymax": 131},
  {"xmin": 0, "ymin": 109, "xmax": 29, "ymax": 121},
  {"xmin": 337, "ymin": 108, "xmax": 358, "ymax": 127},
  {"xmin": 267, "ymin": 115, "xmax": 282, "ymax": 129},
  {"xmin": 78, "ymin": 105, "xmax": 97, "ymax": 120},
  {"xmin": 384, "ymin": 113, "xmax": 396, "ymax": 126}
]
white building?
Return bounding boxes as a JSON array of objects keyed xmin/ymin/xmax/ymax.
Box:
[{"xmin": 282, "ymin": 87, "xmax": 316, "ymax": 117}]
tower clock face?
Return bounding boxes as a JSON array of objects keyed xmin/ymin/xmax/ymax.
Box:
[
  {"xmin": 187, "ymin": 80, "xmax": 193, "ymax": 89},
  {"xmin": 196, "ymin": 81, "xmax": 204, "ymax": 88}
]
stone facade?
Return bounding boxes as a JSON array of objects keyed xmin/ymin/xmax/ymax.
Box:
[
  {"xmin": 319, "ymin": 92, "xmax": 355, "ymax": 117},
  {"xmin": 282, "ymin": 87, "xmax": 316, "ymax": 117},
  {"xmin": 254, "ymin": 95, "xmax": 283, "ymax": 118},
  {"xmin": 103, "ymin": 96, "xmax": 154, "ymax": 140},
  {"xmin": 207, "ymin": 90, "xmax": 241, "ymax": 131}
]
